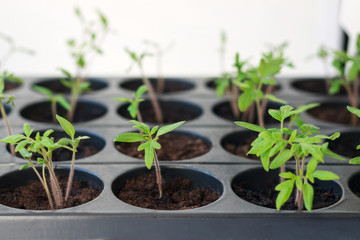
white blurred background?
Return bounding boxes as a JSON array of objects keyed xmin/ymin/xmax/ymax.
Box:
[{"xmin": 0, "ymin": 0, "xmax": 343, "ymax": 77}]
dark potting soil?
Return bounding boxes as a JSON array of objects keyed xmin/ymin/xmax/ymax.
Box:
[
  {"xmin": 0, "ymin": 174, "xmax": 101, "ymax": 210},
  {"xmin": 20, "ymin": 101, "xmax": 106, "ymax": 123},
  {"xmin": 115, "ymin": 133, "xmax": 211, "ymax": 160},
  {"xmin": 291, "ymin": 79, "xmax": 349, "ymax": 96},
  {"xmin": 206, "ymin": 79, "xmax": 280, "ymax": 93},
  {"xmin": 120, "ymin": 78, "xmax": 194, "ymax": 94},
  {"xmin": 118, "ymin": 100, "xmax": 201, "ymax": 123},
  {"xmin": 307, "ymin": 104, "xmax": 356, "ymax": 126},
  {"xmin": 223, "ymin": 136, "xmax": 259, "ymax": 160},
  {"xmin": 213, "ymin": 101, "xmax": 282, "ymax": 123},
  {"xmin": 327, "ymin": 133, "xmax": 360, "ymax": 158},
  {"xmin": 33, "ymin": 79, "xmax": 107, "ymax": 94},
  {"xmin": 232, "ymin": 181, "xmax": 341, "ymax": 210},
  {"xmin": 117, "ymin": 172, "xmax": 220, "ymax": 210},
  {"xmin": 4, "ymin": 80, "xmax": 21, "ymax": 92}
]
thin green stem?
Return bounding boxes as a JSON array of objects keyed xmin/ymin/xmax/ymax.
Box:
[
  {"xmin": 255, "ymin": 98, "xmax": 264, "ymax": 128},
  {"xmin": 153, "ymin": 152, "xmax": 163, "ymax": 199},
  {"xmin": 138, "ymin": 63, "xmax": 163, "ymax": 123},
  {"xmin": 27, "ymin": 160, "xmax": 54, "ymax": 209},
  {"xmin": 0, "ymin": 102, "xmax": 14, "ymax": 156},
  {"xmin": 65, "ymin": 145, "xmax": 76, "ymax": 201}
]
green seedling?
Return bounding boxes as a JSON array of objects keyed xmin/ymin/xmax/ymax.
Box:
[
  {"xmin": 67, "ymin": 7, "xmax": 109, "ymax": 81},
  {"xmin": 58, "ymin": 68, "xmax": 91, "ymax": 122},
  {"xmin": 310, "ymin": 45, "xmax": 331, "ymax": 93},
  {"xmin": 114, "ymin": 120, "xmax": 185, "ymax": 198},
  {"xmin": 113, "ymin": 85, "xmax": 147, "ymax": 122},
  {"xmin": 32, "ymin": 85, "xmax": 71, "ymax": 123},
  {"xmin": 0, "ymin": 77, "xmax": 16, "ymax": 156},
  {"xmin": 216, "ymin": 53, "xmax": 248, "ymax": 120},
  {"xmin": 143, "ymin": 39, "xmax": 174, "ymax": 94},
  {"xmin": 125, "ymin": 48, "xmax": 163, "ymax": 123},
  {"xmin": 347, "ymin": 106, "xmax": 360, "ymax": 164},
  {"xmin": 1, "ymin": 115, "xmax": 89, "ymax": 209},
  {"xmin": 235, "ymin": 105, "xmax": 344, "ymax": 211},
  {"xmin": 234, "ymin": 43, "xmax": 291, "ymax": 127}
]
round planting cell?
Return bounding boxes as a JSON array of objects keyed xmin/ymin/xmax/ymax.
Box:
[
  {"xmin": 231, "ymin": 167, "xmax": 343, "ymax": 210},
  {"xmin": 20, "ymin": 99, "xmax": 107, "ymax": 123},
  {"xmin": 206, "ymin": 78, "xmax": 281, "ymax": 92},
  {"xmin": 31, "ymin": 78, "xmax": 108, "ymax": 94},
  {"xmin": 7, "ymin": 129, "xmax": 105, "ymax": 161},
  {"xmin": 115, "ymin": 130, "xmax": 211, "ymax": 161},
  {"xmin": 117, "ymin": 99, "xmax": 202, "ymax": 123},
  {"xmin": 4, "ymin": 80, "xmax": 21, "ymax": 92},
  {"xmin": 0, "ymin": 104, "xmax": 11, "ymax": 119},
  {"xmin": 119, "ymin": 78, "xmax": 195, "ymax": 94},
  {"xmin": 291, "ymin": 78, "xmax": 350, "ymax": 96},
  {"xmin": 221, "ymin": 130, "xmax": 259, "ymax": 160},
  {"xmin": 348, "ymin": 171, "xmax": 360, "ymax": 198},
  {"xmin": 213, "ymin": 100, "xmax": 285, "ymax": 123},
  {"xmin": 0, "ymin": 167, "xmax": 104, "ymax": 210},
  {"xmin": 307, "ymin": 101, "xmax": 356, "ymax": 126},
  {"xmin": 327, "ymin": 130, "xmax": 360, "ymax": 158},
  {"xmin": 112, "ymin": 166, "xmax": 223, "ymax": 210}
]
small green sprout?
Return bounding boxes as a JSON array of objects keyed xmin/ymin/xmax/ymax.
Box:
[
  {"xmin": 1, "ymin": 115, "xmax": 89, "ymax": 209},
  {"xmin": 125, "ymin": 48, "xmax": 163, "ymax": 123},
  {"xmin": 32, "ymin": 85, "xmax": 71, "ymax": 123},
  {"xmin": 347, "ymin": 106, "xmax": 360, "ymax": 164},
  {"xmin": 114, "ymin": 120, "xmax": 185, "ymax": 198},
  {"xmin": 235, "ymin": 105, "xmax": 344, "ymax": 211},
  {"xmin": 113, "ymin": 85, "xmax": 147, "ymax": 122},
  {"xmin": 58, "ymin": 68, "xmax": 91, "ymax": 122},
  {"xmin": 67, "ymin": 7, "xmax": 110, "ymax": 81},
  {"xmin": 0, "ymin": 77, "xmax": 16, "ymax": 155},
  {"xmin": 234, "ymin": 43, "xmax": 291, "ymax": 127}
]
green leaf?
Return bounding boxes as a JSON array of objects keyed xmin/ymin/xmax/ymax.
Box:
[
  {"xmin": 270, "ymin": 149, "xmax": 293, "ymax": 169},
  {"xmin": 144, "ymin": 143, "xmax": 154, "ymax": 169},
  {"xmin": 303, "ymin": 183, "xmax": 314, "ymax": 212},
  {"xmin": 138, "ymin": 142, "xmax": 146, "ymax": 151},
  {"xmin": 113, "ymin": 97, "xmax": 131, "ymax": 103},
  {"xmin": 306, "ymin": 158, "xmax": 319, "ymax": 175},
  {"xmin": 260, "ymin": 149, "xmax": 271, "ymax": 171},
  {"xmin": 15, "ymin": 139, "xmax": 30, "ymax": 152},
  {"xmin": 151, "ymin": 141, "xmax": 161, "ymax": 149},
  {"xmin": 57, "ymin": 138, "xmax": 72, "ymax": 146},
  {"xmin": 19, "ymin": 164, "xmax": 29, "ymax": 170},
  {"xmin": 0, "ymin": 77, "xmax": 4, "ymax": 94},
  {"xmin": 58, "ymin": 68, "xmax": 72, "ymax": 79},
  {"xmin": 129, "ymin": 120, "xmax": 150, "ymax": 134},
  {"xmin": 275, "ymin": 179, "xmax": 295, "ymax": 210},
  {"xmin": 56, "ymin": 95, "xmax": 71, "ymax": 111},
  {"xmin": 43, "ymin": 129, "xmax": 54, "ymax": 138},
  {"xmin": 268, "ymin": 109, "xmax": 282, "ymax": 122},
  {"xmin": 321, "ymin": 142, "xmax": 345, "ymax": 160},
  {"xmin": 329, "ymin": 80, "xmax": 342, "ymax": 95},
  {"xmin": 350, "ymin": 157, "xmax": 360, "ymax": 164},
  {"xmin": 114, "ymin": 132, "xmax": 146, "ymax": 143},
  {"xmin": 248, "ymin": 138, "xmax": 275, "ymax": 156},
  {"xmin": 238, "ymin": 89, "xmax": 255, "ymax": 111},
  {"xmin": 150, "ymin": 126, "xmax": 159, "ymax": 135},
  {"xmin": 289, "ymin": 130, "xmax": 297, "ymax": 143},
  {"xmin": 23, "ymin": 123, "xmax": 32, "ymax": 137},
  {"xmin": 56, "ymin": 115, "xmax": 75, "ymax": 139},
  {"xmin": 32, "ymin": 85, "xmax": 52, "ymax": 96},
  {"xmin": 312, "ymin": 170, "xmax": 339, "ymax": 180},
  {"xmin": 157, "ymin": 121, "xmax": 185, "ymax": 137},
  {"xmin": 348, "ymin": 61, "xmax": 359, "ymax": 81},
  {"xmin": 1, "ymin": 134, "xmax": 25, "ymax": 144},
  {"xmin": 19, "ymin": 148, "xmax": 32, "ymax": 158},
  {"xmin": 234, "ymin": 121, "xmax": 266, "ymax": 132},
  {"xmin": 279, "ymin": 172, "xmax": 296, "ymax": 179},
  {"xmin": 347, "ymin": 106, "xmax": 360, "ymax": 119},
  {"xmin": 264, "ymin": 94, "xmax": 287, "ymax": 105},
  {"xmin": 295, "ymin": 176, "xmax": 303, "ymax": 191}
]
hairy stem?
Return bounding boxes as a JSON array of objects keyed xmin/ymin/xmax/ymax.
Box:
[
  {"xmin": 0, "ymin": 102, "xmax": 14, "ymax": 156},
  {"xmin": 28, "ymin": 160, "xmax": 54, "ymax": 209},
  {"xmin": 255, "ymin": 98, "xmax": 265, "ymax": 128},
  {"xmin": 47, "ymin": 166, "xmax": 63, "ymax": 207},
  {"xmin": 51, "ymin": 99, "xmax": 57, "ymax": 123},
  {"xmin": 137, "ymin": 110, "xmax": 143, "ymax": 123},
  {"xmin": 139, "ymin": 64, "xmax": 163, "ymax": 123},
  {"xmin": 65, "ymin": 145, "xmax": 76, "ymax": 201},
  {"xmin": 67, "ymin": 82, "xmax": 80, "ymax": 122},
  {"xmin": 153, "ymin": 152, "xmax": 163, "ymax": 199},
  {"xmin": 260, "ymin": 84, "xmax": 274, "ymax": 118}
]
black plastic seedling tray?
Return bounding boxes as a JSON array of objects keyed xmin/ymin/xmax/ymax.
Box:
[{"xmin": 1, "ymin": 77, "xmax": 360, "ymax": 239}]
